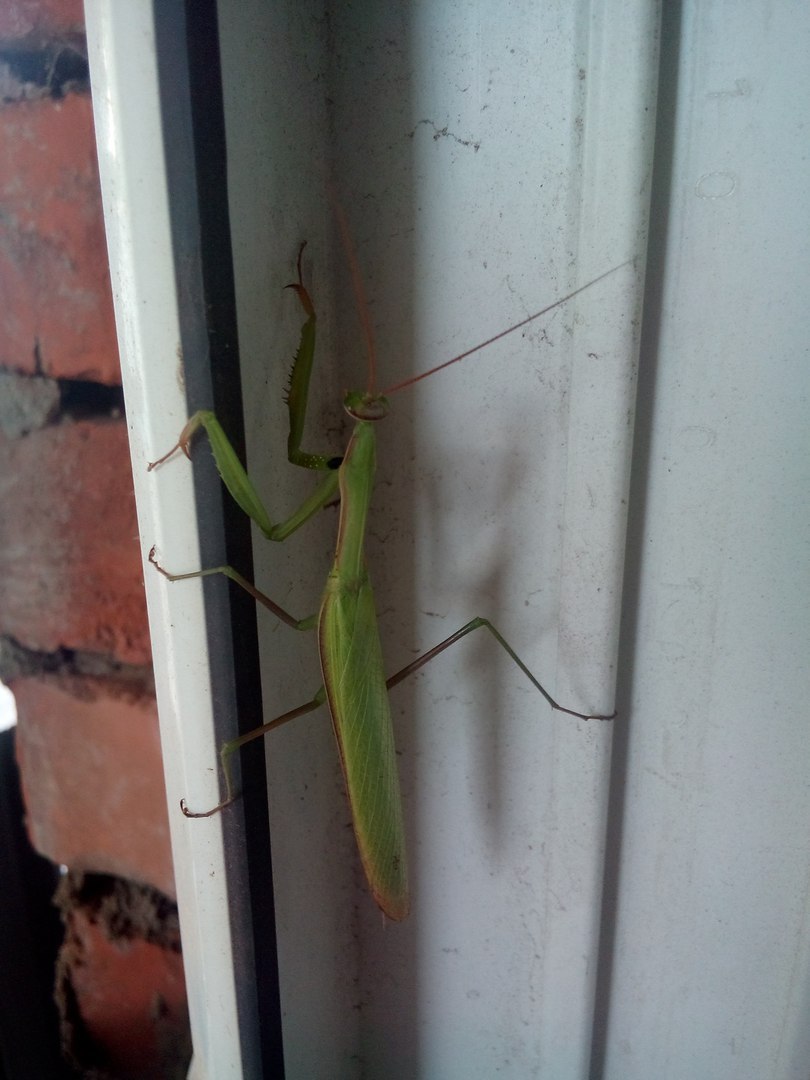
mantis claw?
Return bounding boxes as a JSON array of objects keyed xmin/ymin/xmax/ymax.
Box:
[
  {"xmin": 180, "ymin": 794, "xmax": 238, "ymax": 819},
  {"xmin": 148, "ymin": 545, "xmax": 170, "ymax": 580}
]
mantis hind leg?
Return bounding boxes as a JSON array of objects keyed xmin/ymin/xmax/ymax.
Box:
[
  {"xmin": 181, "ymin": 689, "xmax": 327, "ymax": 818},
  {"xmin": 180, "ymin": 616, "xmax": 614, "ymax": 820},
  {"xmin": 385, "ymin": 617, "xmax": 616, "ymax": 721}
]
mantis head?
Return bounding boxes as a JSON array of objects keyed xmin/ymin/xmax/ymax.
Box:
[{"xmin": 343, "ymin": 390, "xmax": 390, "ymax": 422}]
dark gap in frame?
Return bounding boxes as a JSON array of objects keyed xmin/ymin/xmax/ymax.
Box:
[
  {"xmin": 587, "ymin": 3, "xmax": 681, "ymax": 1078},
  {"xmin": 153, "ymin": 1, "xmax": 285, "ymax": 1075}
]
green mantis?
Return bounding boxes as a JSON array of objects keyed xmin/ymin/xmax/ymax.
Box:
[{"xmin": 148, "ymin": 245, "xmax": 618, "ymax": 921}]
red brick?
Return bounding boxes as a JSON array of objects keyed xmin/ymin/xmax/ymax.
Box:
[
  {"xmin": 0, "ymin": 420, "xmax": 150, "ymax": 664},
  {"xmin": 14, "ymin": 674, "xmax": 175, "ymax": 897},
  {"xmin": 0, "ymin": 93, "xmax": 119, "ymax": 382},
  {"xmin": 61, "ymin": 906, "xmax": 189, "ymax": 1079},
  {"xmin": 0, "ymin": 1, "xmax": 84, "ymax": 42}
]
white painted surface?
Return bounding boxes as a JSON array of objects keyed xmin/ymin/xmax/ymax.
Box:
[
  {"xmin": 85, "ymin": 5, "xmax": 244, "ymax": 1079},
  {"xmin": 601, "ymin": 4, "xmax": 810, "ymax": 1078}
]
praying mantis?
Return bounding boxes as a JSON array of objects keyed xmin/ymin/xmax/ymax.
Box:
[{"xmin": 148, "ymin": 241, "xmax": 619, "ymax": 921}]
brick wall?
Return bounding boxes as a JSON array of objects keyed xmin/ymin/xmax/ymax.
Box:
[{"xmin": 0, "ymin": 5, "xmax": 190, "ymax": 1076}]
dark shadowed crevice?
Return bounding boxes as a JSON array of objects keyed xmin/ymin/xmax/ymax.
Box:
[
  {"xmin": 0, "ymin": 373, "xmax": 125, "ymax": 437},
  {"xmin": 0, "ymin": 38, "xmax": 89, "ymax": 102},
  {"xmin": 58, "ymin": 379, "xmax": 125, "ymax": 421},
  {"xmin": 0, "ymin": 636, "xmax": 154, "ymax": 698}
]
